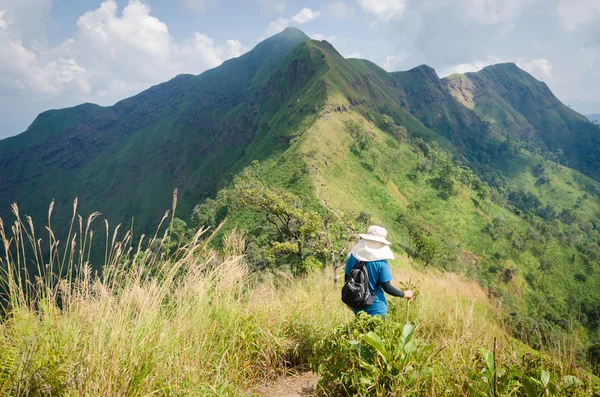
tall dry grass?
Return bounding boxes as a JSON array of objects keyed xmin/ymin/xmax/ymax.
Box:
[
  {"xmin": 1, "ymin": 197, "xmax": 594, "ymax": 396},
  {"xmin": 0, "ymin": 197, "xmax": 349, "ymax": 396}
]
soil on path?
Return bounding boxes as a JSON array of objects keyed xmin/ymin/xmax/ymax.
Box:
[{"xmin": 256, "ymin": 371, "xmax": 319, "ymax": 397}]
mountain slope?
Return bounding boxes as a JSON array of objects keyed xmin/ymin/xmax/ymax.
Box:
[{"xmin": 443, "ymin": 64, "xmax": 600, "ymax": 179}]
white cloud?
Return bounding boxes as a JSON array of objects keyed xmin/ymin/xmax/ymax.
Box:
[
  {"xmin": 174, "ymin": 33, "xmax": 243, "ymax": 70},
  {"xmin": 0, "ymin": 5, "xmax": 88, "ymax": 96},
  {"xmin": 437, "ymin": 57, "xmax": 552, "ymax": 82},
  {"xmin": 518, "ymin": 58, "xmax": 552, "ymax": 79},
  {"xmin": 291, "ymin": 8, "xmax": 321, "ymax": 24},
  {"xmin": 557, "ymin": 0, "xmax": 600, "ymax": 31},
  {"xmin": 311, "ymin": 33, "xmax": 337, "ymax": 43},
  {"xmin": 0, "ymin": 0, "xmax": 245, "ymax": 106},
  {"xmin": 0, "ymin": 10, "xmax": 6, "ymax": 30},
  {"xmin": 438, "ymin": 57, "xmax": 502, "ymax": 77},
  {"xmin": 76, "ymin": 0, "xmax": 171, "ymax": 62},
  {"xmin": 345, "ymin": 51, "xmax": 361, "ymax": 58},
  {"xmin": 357, "ymin": 0, "xmax": 406, "ymax": 22},
  {"xmin": 382, "ymin": 52, "xmax": 409, "ymax": 71},
  {"xmin": 328, "ymin": 1, "xmax": 354, "ymax": 18},
  {"xmin": 0, "ymin": 0, "xmax": 53, "ymax": 44},
  {"xmin": 262, "ymin": 17, "xmax": 292, "ymax": 38},
  {"xmin": 260, "ymin": 8, "xmax": 322, "ymax": 39}
]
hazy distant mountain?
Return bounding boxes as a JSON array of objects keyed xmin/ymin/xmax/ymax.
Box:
[{"xmin": 587, "ymin": 114, "xmax": 600, "ymax": 123}]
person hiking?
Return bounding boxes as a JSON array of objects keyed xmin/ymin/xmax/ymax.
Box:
[{"xmin": 343, "ymin": 225, "xmax": 413, "ymax": 316}]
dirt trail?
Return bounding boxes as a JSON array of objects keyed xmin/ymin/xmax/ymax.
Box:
[{"xmin": 256, "ymin": 372, "xmax": 319, "ymax": 396}]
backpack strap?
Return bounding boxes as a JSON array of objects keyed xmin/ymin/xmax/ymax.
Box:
[{"xmin": 355, "ymin": 260, "xmax": 380, "ymax": 296}]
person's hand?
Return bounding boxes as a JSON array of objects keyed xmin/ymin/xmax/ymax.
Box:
[{"xmin": 404, "ymin": 289, "xmax": 414, "ymax": 300}]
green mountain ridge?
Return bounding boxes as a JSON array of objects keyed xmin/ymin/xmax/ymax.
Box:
[{"xmin": 443, "ymin": 64, "xmax": 600, "ymax": 177}]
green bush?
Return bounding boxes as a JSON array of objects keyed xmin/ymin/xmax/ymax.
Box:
[{"xmin": 310, "ymin": 314, "xmax": 433, "ymax": 396}]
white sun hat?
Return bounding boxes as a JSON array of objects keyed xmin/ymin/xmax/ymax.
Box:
[{"xmin": 351, "ymin": 225, "xmax": 395, "ymax": 262}]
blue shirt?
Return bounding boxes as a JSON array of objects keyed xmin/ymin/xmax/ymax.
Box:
[{"xmin": 344, "ymin": 254, "xmax": 393, "ymax": 316}]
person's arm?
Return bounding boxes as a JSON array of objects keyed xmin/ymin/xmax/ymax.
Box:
[{"xmin": 381, "ymin": 281, "xmax": 405, "ymax": 297}]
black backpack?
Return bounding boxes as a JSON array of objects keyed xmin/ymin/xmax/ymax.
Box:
[{"xmin": 341, "ymin": 261, "xmax": 374, "ymax": 309}]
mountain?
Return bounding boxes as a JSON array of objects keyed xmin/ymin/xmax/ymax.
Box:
[
  {"xmin": 0, "ymin": 27, "xmax": 319, "ymax": 232},
  {"xmin": 443, "ymin": 64, "xmax": 600, "ymax": 178},
  {"xmin": 588, "ymin": 114, "xmax": 600, "ymax": 123},
  {"xmin": 4, "ymin": 28, "xmax": 600, "ymax": 358}
]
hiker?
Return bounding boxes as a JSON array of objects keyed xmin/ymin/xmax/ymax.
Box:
[{"xmin": 343, "ymin": 225, "xmax": 413, "ymax": 316}]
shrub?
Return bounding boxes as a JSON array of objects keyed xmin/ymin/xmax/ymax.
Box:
[{"xmin": 310, "ymin": 314, "xmax": 432, "ymax": 396}]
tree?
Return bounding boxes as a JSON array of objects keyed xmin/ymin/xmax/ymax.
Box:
[
  {"xmin": 230, "ymin": 174, "xmax": 326, "ymax": 275},
  {"xmin": 190, "ymin": 196, "xmax": 228, "ymax": 229},
  {"xmin": 164, "ymin": 217, "xmax": 189, "ymax": 254},
  {"xmin": 370, "ymin": 150, "xmax": 381, "ymax": 172},
  {"xmin": 391, "ymin": 125, "xmax": 408, "ymax": 143},
  {"xmin": 320, "ymin": 202, "xmax": 360, "ymax": 284},
  {"xmin": 381, "ymin": 114, "xmax": 394, "ymax": 132},
  {"xmin": 345, "ymin": 120, "xmax": 374, "ymax": 154}
]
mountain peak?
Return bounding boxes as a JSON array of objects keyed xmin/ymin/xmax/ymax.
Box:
[
  {"xmin": 478, "ymin": 62, "xmax": 522, "ymax": 75},
  {"xmin": 476, "ymin": 62, "xmax": 543, "ymax": 83},
  {"xmin": 408, "ymin": 64, "xmax": 440, "ymax": 81},
  {"xmin": 273, "ymin": 27, "xmax": 310, "ymax": 42}
]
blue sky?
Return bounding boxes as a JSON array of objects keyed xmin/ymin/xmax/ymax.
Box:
[{"xmin": 1, "ymin": 0, "xmax": 600, "ymax": 138}]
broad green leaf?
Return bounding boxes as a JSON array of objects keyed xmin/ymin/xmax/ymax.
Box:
[
  {"xmin": 403, "ymin": 340, "xmax": 418, "ymax": 356},
  {"xmin": 348, "ymin": 340, "xmax": 360, "ymax": 348},
  {"xmin": 360, "ymin": 375, "xmax": 373, "ymax": 385},
  {"xmin": 359, "ymin": 344, "xmax": 374, "ymax": 364},
  {"xmin": 401, "ymin": 323, "xmax": 416, "ymax": 345},
  {"xmin": 362, "ymin": 331, "xmax": 389, "ymax": 363},
  {"xmin": 540, "ymin": 370, "xmax": 550, "ymax": 388},
  {"xmin": 560, "ymin": 375, "xmax": 582, "ymax": 389},
  {"xmin": 359, "ymin": 361, "xmax": 377, "ymax": 373},
  {"xmin": 480, "ymin": 348, "xmax": 494, "ymax": 372}
]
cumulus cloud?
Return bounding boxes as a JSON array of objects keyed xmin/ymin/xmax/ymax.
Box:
[
  {"xmin": 262, "ymin": 17, "xmax": 292, "ymax": 38},
  {"xmin": 0, "ymin": 0, "xmax": 244, "ymax": 103},
  {"xmin": 382, "ymin": 51, "xmax": 409, "ymax": 71},
  {"xmin": 0, "ymin": 0, "xmax": 53, "ymax": 44},
  {"xmin": 437, "ymin": 57, "xmax": 552, "ymax": 82},
  {"xmin": 438, "ymin": 57, "xmax": 502, "ymax": 77},
  {"xmin": 0, "ymin": 0, "xmax": 248, "ymax": 134},
  {"xmin": 0, "ymin": 4, "xmax": 88, "ymax": 96},
  {"xmin": 345, "ymin": 51, "xmax": 361, "ymax": 58},
  {"xmin": 518, "ymin": 58, "xmax": 552, "ymax": 79},
  {"xmin": 0, "ymin": 10, "xmax": 6, "ymax": 30},
  {"xmin": 174, "ymin": 33, "xmax": 244, "ymax": 70},
  {"xmin": 357, "ymin": 0, "xmax": 407, "ymax": 22},
  {"xmin": 291, "ymin": 8, "xmax": 321, "ymax": 23},
  {"xmin": 327, "ymin": 1, "xmax": 354, "ymax": 18},
  {"xmin": 311, "ymin": 33, "xmax": 337, "ymax": 43},
  {"xmin": 261, "ymin": 7, "xmax": 322, "ymax": 39}
]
